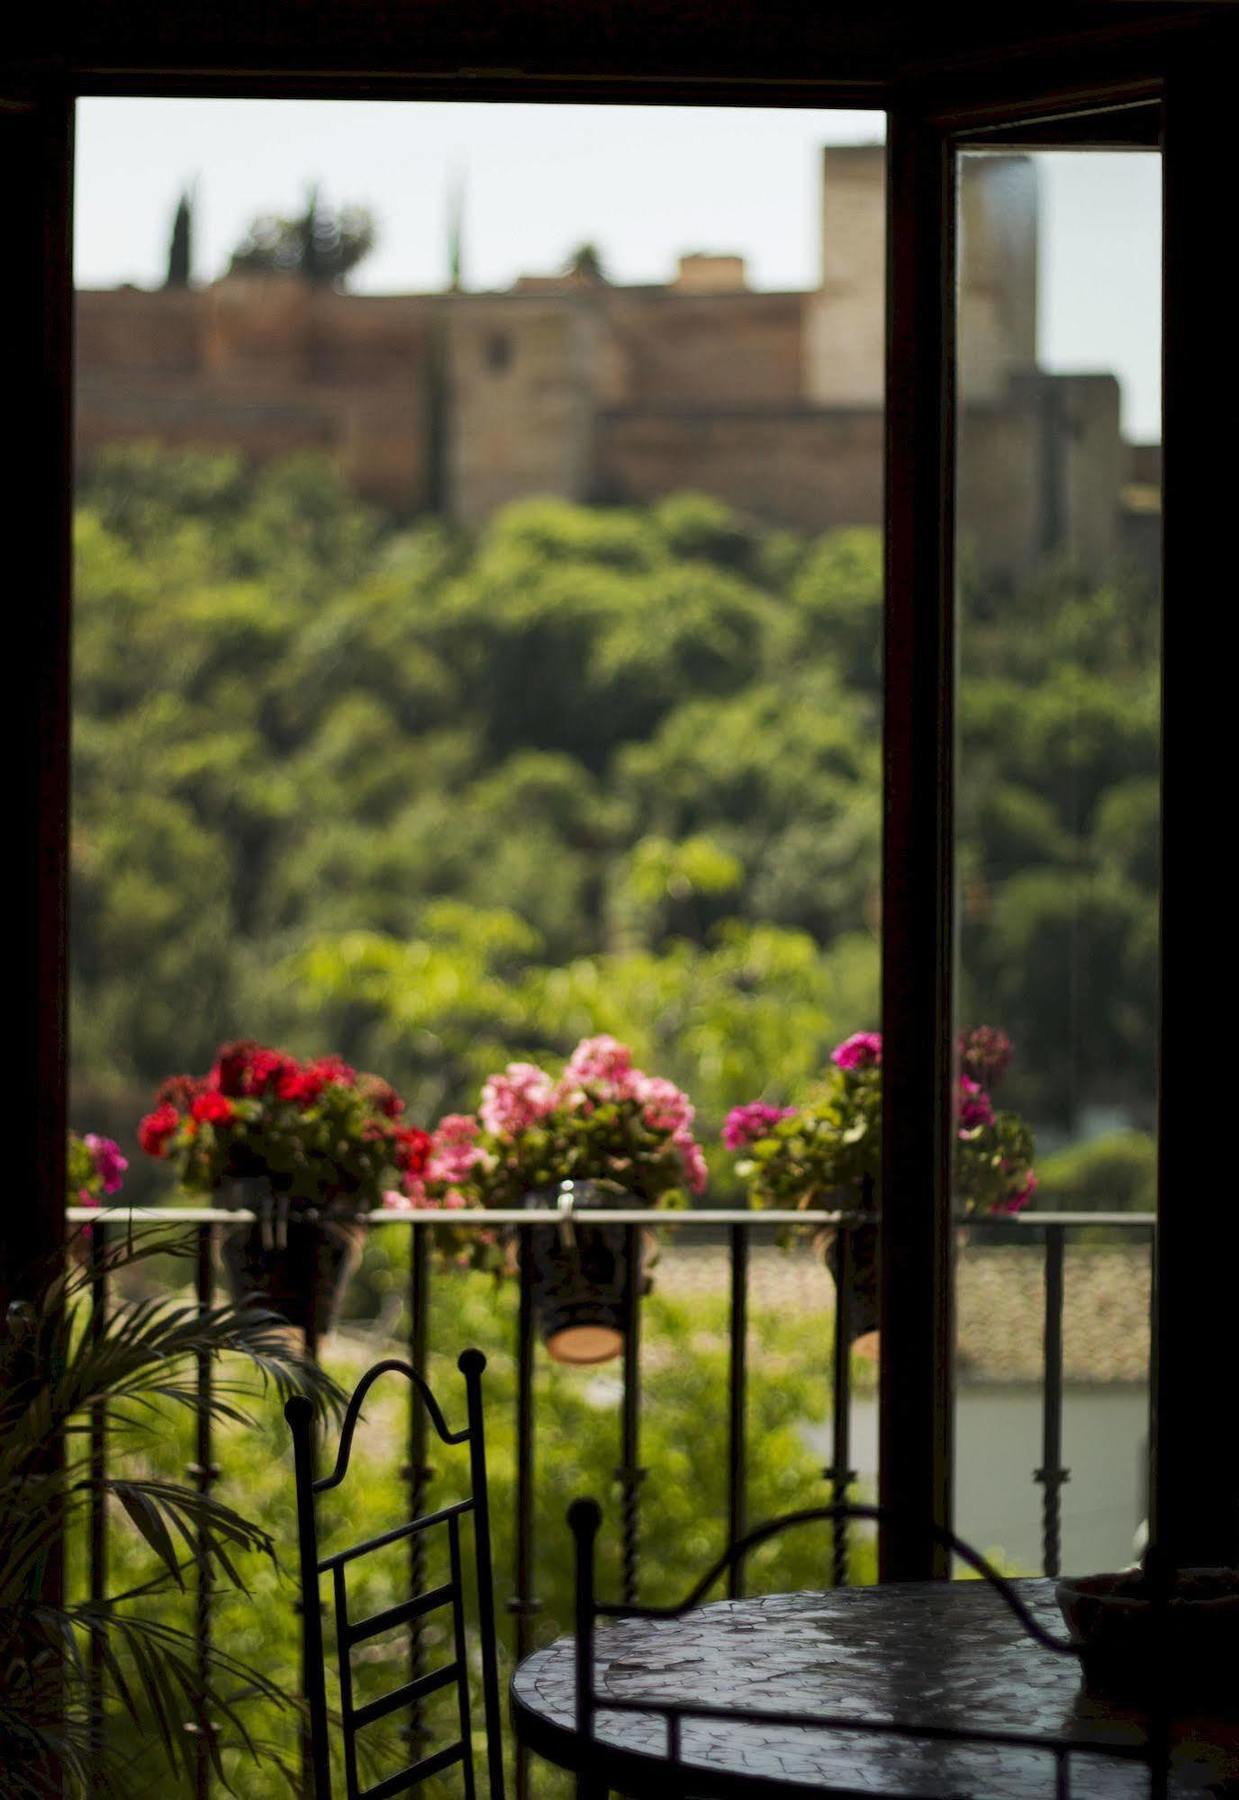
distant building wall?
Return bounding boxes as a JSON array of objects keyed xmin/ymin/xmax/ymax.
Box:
[
  {"xmin": 77, "ymin": 286, "xmax": 201, "ymax": 373},
  {"xmin": 73, "ymin": 145, "xmax": 1147, "ymax": 585},
  {"xmin": 76, "ymin": 279, "xmax": 433, "ymax": 511},
  {"xmin": 597, "ymin": 290, "xmax": 805, "ymax": 408},
  {"xmin": 958, "ymin": 374, "xmax": 1122, "ymax": 581},
  {"xmin": 596, "ymin": 407, "xmax": 884, "ymax": 534},
  {"xmin": 445, "ymin": 297, "xmax": 601, "ymax": 526}
]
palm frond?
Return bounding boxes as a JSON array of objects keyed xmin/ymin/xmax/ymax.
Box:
[{"xmin": 0, "ymin": 1223, "xmax": 344, "ymax": 1789}]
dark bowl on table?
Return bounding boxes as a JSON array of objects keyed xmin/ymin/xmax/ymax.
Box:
[{"xmin": 1056, "ymin": 1568, "xmax": 1239, "ymax": 1705}]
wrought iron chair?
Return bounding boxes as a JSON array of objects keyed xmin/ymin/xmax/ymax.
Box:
[
  {"xmin": 567, "ymin": 1499, "xmax": 1173, "ymax": 1800},
  {"xmin": 285, "ymin": 1348, "xmax": 505, "ymax": 1800}
]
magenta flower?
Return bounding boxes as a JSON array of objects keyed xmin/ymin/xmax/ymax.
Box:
[
  {"xmin": 956, "ymin": 1076, "xmax": 995, "ymax": 1133},
  {"xmin": 84, "ymin": 1133, "xmax": 127, "ymax": 1195},
  {"xmin": 1002, "ymin": 1171, "xmax": 1038, "ymax": 1214},
  {"xmin": 723, "ymin": 1102, "xmax": 796, "ymax": 1150},
  {"xmin": 831, "ymin": 1031, "xmax": 882, "ymax": 1071}
]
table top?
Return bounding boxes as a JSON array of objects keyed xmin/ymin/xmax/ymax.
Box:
[{"xmin": 510, "ymin": 1579, "xmax": 1239, "ymax": 1798}]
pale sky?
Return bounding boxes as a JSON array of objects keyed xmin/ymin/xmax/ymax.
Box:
[{"xmin": 75, "ymin": 100, "xmax": 1162, "ymax": 441}]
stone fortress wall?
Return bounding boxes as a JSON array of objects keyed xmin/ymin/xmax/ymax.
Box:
[{"xmin": 76, "ymin": 145, "xmax": 1157, "ymax": 583}]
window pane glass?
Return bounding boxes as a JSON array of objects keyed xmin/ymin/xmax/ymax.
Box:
[
  {"xmin": 953, "ymin": 145, "xmax": 1161, "ymax": 1577},
  {"xmin": 70, "ymin": 102, "xmax": 892, "ymax": 1729}
]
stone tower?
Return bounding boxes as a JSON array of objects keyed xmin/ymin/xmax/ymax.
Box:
[{"xmin": 805, "ymin": 143, "xmax": 1039, "ymax": 405}]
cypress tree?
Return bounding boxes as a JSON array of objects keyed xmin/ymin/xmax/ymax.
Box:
[
  {"xmin": 165, "ymin": 189, "xmax": 192, "ymax": 288},
  {"xmin": 447, "ymin": 171, "xmax": 466, "ymax": 293},
  {"xmin": 300, "ymin": 184, "xmax": 323, "ymax": 284}
]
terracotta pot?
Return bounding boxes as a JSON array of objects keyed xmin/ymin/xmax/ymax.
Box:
[
  {"xmin": 522, "ymin": 1181, "xmax": 648, "ymax": 1366},
  {"xmin": 217, "ymin": 1177, "xmax": 364, "ymax": 1336}
]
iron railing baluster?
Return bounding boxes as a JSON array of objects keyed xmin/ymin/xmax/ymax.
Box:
[
  {"xmin": 828, "ymin": 1219, "xmax": 857, "ymax": 1587},
  {"xmin": 299, "ymin": 1235, "xmax": 322, "ymax": 1798},
  {"xmin": 1055, "ymin": 1745, "xmax": 1070, "ymax": 1800},
  {"xmin": 511, "ymin": 1227, "xmax": 538, "ymax": 1800},
  {"xmin": 727, "ymin": 1222, "xmax": 748, "ymax": 1599},
  {"xmin": 618, "ymin": 1222, "xmax": 644, "ymax": 1607},
  {"xmin": 405, "ymin": 1223, "xmax": 431, "ymax": 1750},
  {"xmin": 1035, "ymin": 1223, "xmax": 1069, "ymax": 1578}
]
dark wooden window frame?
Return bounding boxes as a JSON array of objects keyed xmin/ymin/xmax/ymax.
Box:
[{"xmin": 7, "ymin": 4, "xmax": 1236, "ymax": 1582}]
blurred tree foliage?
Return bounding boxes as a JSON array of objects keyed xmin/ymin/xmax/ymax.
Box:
[
  {"xmin": 227, "ymin": 185, "xmax": 376, "ymax": 286},
  {"xmin": 72, "ymin": 448, "xmax": 1160, "ymax": 1198}
]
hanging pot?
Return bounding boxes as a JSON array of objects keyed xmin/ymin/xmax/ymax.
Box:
[
  {"xmin": 522, "ymin": 1180, "xmax": 647, "ymax": 1366},
  {"xmin": 822, "ymin": 1176, "xmax": 880, "ymax": 1345},
  {"xmin": 216, "ymin": 1177, "xmax": 364, "ymax": 1337},
  {"xmin": 823, "ymin": 1220, "xmax": 880, "ymax": 1343}
]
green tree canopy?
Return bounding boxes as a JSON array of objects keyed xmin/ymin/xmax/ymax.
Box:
[{"xmin": 72, "ymin": 448, "xmax": 1159, "ymax": 1196}]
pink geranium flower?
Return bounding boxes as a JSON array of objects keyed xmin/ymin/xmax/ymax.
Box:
[
  {"xmin": 831, "ymin": 1032, "xmax": 883, "ymax": 1071},
  {"xmin": 637, "ymin": 1075, "xmax": 695, "ymax": 1136},
  {"xmin": 957, "ymin": 1076, "xmax": 995, "ymax": 1133},
  {"xmin": 384, "ymin": 1185, "xmax": 436, "ymax": 1211},
  {"xmin": 959, "ymin": 1026, "xmax": 1014, "ymax": 1089},
  {"xmin": 1003, "ymin": 1171, "xmax": 1038, "ymax": 1214},
  {"xmin": 426, "ymin": 1113, "xmax": 494, "ymax": 1186},
  {"xmin": 480, "ymin": 1062, "xmax": 557, "ymax": 1136},
  {"xmin": 722, "ymin": 1102, "xmax": 796, "ymax": 1150},
  {"xmin": 84, "ymin": 1133, "xmax": 127, "ymax": 1195},
  {"xmin": 562, "ymin": 1034, "xmax": 641, "ymax": 1101},
  {"xmin": 675, "ymin": 1130, "xmax": 710, "ymax": 1196}
]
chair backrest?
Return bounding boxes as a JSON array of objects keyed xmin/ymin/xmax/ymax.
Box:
[
  {"xmin": 568, "ymin": 1499, "xmax": 1170, "ymax": 1800},
  {"xmin": 286, "ymin": 1349, "xmax": 505, "ymax": 1800}
]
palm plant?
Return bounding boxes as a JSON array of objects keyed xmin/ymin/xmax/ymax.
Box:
[{"xmin": 0, "ymin": 1226, "xmax": 342, "ymax": 1796}]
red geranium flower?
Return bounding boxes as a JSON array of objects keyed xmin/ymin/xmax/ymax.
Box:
[
  {"xmin": 191, "ymin": 1091, "xmax": 236, "ymax": 1126},
  {"xmin": 138, "ymin": 1103, "xmax": 180, "ymax": 1158},
  {"xmin": 306, "ymin": 1054, "xmax": 357, "ymax": 1089},
  {"xmin": 361, "ymin": 1075, "xmax": 405, "ymax": 1119},
  {"xmin": 246, "ymin": 1048, "xmax": 291, "ymax": 1094},
  {"xmin": 156, "ymin": 1073, "xmax": 205, "ymax": 1110},
  {"xmin": 277, "ymin": 1064, "xmax": 324, "ymax": 1106},
  {"xmin": 394, "ymin": 1126, "xmax": 432, "ymax": 1178},
  {"xmin": 210, "ymin": 1039, "xmax": 265, "ymax": 1098}
]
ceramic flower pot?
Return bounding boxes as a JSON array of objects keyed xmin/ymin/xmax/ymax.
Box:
[
  {"xmin": 522, "ymin": 1180, "xmax": 647, "ymax": 1366},
  {"xmin": 217, "ymin": 1177, "xmax": 364, "ymax": 1336},
  {"xmin": 1056, "ymin": 1567, "xmax": 1239, "ymax": 1700}
]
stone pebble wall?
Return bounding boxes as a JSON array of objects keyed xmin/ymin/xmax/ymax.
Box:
[{"xmin": 655, "ymin": 1242, "xmax": 1151, "ymax": 1386}]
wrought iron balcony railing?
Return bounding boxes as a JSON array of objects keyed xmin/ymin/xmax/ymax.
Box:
[{"xmin": 64, "ymin": 1203, "xmax": 1155, "ymax": 1798}]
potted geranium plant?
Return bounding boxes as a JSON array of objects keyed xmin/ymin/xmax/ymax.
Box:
[
  {"xmin": 387, "ymin": 1035, "xmax": 707, "ymax": 1364},
  {"xmin": 65, "ymin": 1130, "xmax": 128, "ymax": 1261},
  {"xmin": 66, "ymin": 1129, "xmax": 128, "ymax": 1211},
  {"xmin": 724, "ymin": 1027, "xmax": 1036, "ymax": 1345},
  {"xmin": 139, "ymin": 1039, "xmax": 430, "ymax": 1333}
]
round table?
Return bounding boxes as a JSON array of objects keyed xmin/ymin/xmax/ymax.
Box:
[{"xmin": 511, "ymin": 1579, "xmax": 1239, "ymax": 1797}]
